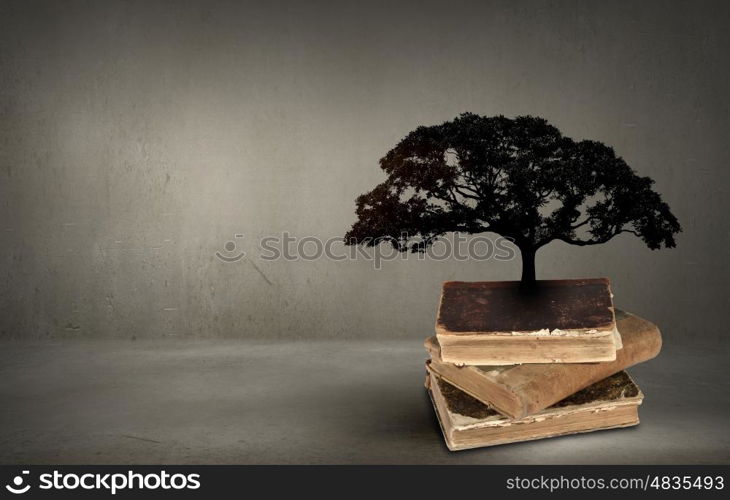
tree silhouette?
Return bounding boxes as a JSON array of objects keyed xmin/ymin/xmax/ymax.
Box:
[{"xmin": 345, "ymin": 113, "xmax": 681, "ymax": 285}]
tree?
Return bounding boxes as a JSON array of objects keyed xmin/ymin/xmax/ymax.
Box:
[{"xmin": 344, "ymin": 113, "xmax": 681, "ymax": 286}]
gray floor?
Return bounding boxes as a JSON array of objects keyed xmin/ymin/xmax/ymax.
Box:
[{"xmin": 0, "ymin": 339, "xmax": 728, "ymax": 464}]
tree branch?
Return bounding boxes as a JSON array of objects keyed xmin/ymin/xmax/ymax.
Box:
[
  {"xmin": 570, "ymin": 218, "xmax": 593, "ymax": 230},
  {"xmin": 553, "ymin": 228, "xmax": 636, "ymax": 247},
  {"xmin": 453, "ymin": 184, "xmax": 481, "ymax": 200}
]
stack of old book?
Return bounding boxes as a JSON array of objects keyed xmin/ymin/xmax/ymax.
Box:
[{"xmin": 424, "ymin": 278, "xmax": 662, "ymax": 451}]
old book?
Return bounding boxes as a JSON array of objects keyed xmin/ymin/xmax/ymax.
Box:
[
  {"xmin": 435, "ymin": 278, "xmax": 618, "ymax": 364},
  {"xmin": 426, "ymin": 368, "xmax": 643, "ymax": 451},
  {"xmin": 426, "ymin": 310, "xmax": 661, "ymax": 419}
]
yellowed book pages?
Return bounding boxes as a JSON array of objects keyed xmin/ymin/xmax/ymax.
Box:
[
  {"xmin": 425, "ymin": 310, "xmax": 660, "ymax": 419},
  {"xmin": 427, "ymin": 368, "xmax": 643, "ymax": 451}
]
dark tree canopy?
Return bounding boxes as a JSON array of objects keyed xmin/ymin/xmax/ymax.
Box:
[{"xmin": 345, "ymin": 113, "xmax": 681, "ymax": 284}]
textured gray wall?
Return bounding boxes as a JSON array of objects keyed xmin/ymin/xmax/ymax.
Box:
[{"xmin": 1, "ymin": 0, "xmax": 728, "ymax": 340}]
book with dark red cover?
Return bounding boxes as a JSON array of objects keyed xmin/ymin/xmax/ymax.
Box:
[{"xmin": 435, "ymin": 278, "xmax": 619, "ymax": 364}]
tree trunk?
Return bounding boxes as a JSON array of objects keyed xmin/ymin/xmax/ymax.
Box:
[{"xmin": 519, "ymin": 247, "xmax": 536, "ymax": 287}]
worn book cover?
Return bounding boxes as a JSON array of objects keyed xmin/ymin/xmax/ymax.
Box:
[
  {"xmin": 435, "ymin": 278, "xmax": 619, "ymax": 364},
  {"xmin": 426, "ymin": 310, "xmax": 660, "ymax": 419},
  {"xmin": 426, "ymin": 368, "xmax": 643, "ymax": 451}
]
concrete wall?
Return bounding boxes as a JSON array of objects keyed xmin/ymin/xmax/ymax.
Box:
[{"xmin": 1, "ymin": 0, "xmax": 728, "ymax": 340}]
